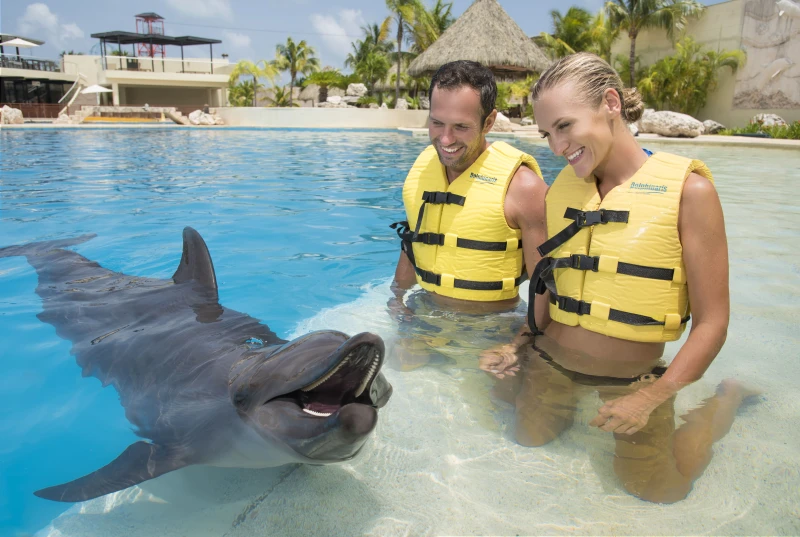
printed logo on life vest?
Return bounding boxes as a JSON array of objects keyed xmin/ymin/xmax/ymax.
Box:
[
  {"xmin": 630, "ymin": 181, "xmax": 667, "ymax": 194},
  {"xmin": 470, "ymin": 172, "xmax": 498, "ymax": 184}
]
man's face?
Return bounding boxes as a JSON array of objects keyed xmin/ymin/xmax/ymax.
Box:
[{"xmin": 428, "ymin": 85, "xmax": 495, "ymax": 176}]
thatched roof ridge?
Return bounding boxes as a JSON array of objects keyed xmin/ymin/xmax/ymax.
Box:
[{"xmin": 408, "ymin": 0, "xmax": 549, "ymax": 77}]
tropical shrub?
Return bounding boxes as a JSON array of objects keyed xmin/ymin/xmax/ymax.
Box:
[
  {"xmin": 719, "ymin": 121, "xmax": 800, "ymax": 140},
  {"xmin": 637, "ymin": 37, "xmax": 745, "ymax": 116},
  {"xmin": 228, "ymin": 80, "xmax": 255, "ymax": 107}
]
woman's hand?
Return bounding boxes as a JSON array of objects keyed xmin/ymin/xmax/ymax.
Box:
[
  {"xmin": 479, "ymin": 344, "xmax": 521, "ymax": 379},
  {"xmin": 589, "ymin": 386, "xmax": 671, "ymax": 435}
]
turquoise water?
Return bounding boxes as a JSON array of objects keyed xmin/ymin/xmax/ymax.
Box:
[{"xmin": 1, "ymin": 129, "xmax": 798, "ymax": 536}]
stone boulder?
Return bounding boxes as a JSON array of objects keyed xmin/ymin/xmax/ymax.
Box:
[
  {"xmin": 639, "ymin": 110, "xmax": 704, "ymax": 138},
  {"xmin": 368, "ymin": 103, "xmax": 379, "ymax": 109},
  {"xmin": 345, "ymin": 83, "xmax": 368, "ymax": 97},
  {"xmin": 188, "ymin": 110, "xmax": 221, "ymax": 125},
  {"xmin": 53, "ymin": 114, "xmax": 73, "ymax": 125},
  {"xmin": 326, "ymin": 95, "xmax": 343, "ymax": 105},
  {"xmin": 419, "ymin": 94, "xmax": 430, "ymax": 110},
  {"xmin": 520, "ymin": 117, "xmax": 534, "ymax": 126},
  {"xmin": 341, "ymin": 96, "xmax": 360, "ymax": 105},
  {"xmin": 702, "ymin": 119, "xmax": 725, "ymax": 134},
  {"xmin": 380, "ymin": 103, "xmax": 388, "ymax": 110},
  {"xmin": 395, "ymin": 98, "xmax": 409, "ymax": 110},
  {"xmin": 491, "ymin": 112, "xmax": 513, "ymax": 132},
  {"xmin": 628, "ymin": 122, "xmax": 639, "ymax": 136},
  {"xmin": 751, "ymin": 113, "xmax": 786, "ymax": 127},
  {"xmin": 1, "ymin": 105, "xmax": 24, "ymax": 124}
]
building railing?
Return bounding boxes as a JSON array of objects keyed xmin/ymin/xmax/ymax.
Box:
[
  {"xmin": 101, "ymin": 55, "xmax": 231, "ymax": 75},
  {"xmin": 0, "ymin": 53, "xmax": 61, "ymax": 73}
]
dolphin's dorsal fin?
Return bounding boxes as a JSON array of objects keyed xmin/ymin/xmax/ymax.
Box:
[
  {"xmin": 172, "ymin": 227, "xmax": 218, "ymax": 290},
  {"xmin": 34, "ymin": 441, "xmax": 190, "ymax": 502}
]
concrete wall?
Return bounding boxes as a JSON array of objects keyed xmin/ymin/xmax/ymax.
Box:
[
  {"xmin": 120, "ymin": 86, "xmax": 223, "ymax": 106},
  {"xmin": 610, "ymin": 0, "xmax": 800, "ymax": 127},
  {"xmin": 215, "ymin": 107, "xmax": 430, "ymax": 129}
]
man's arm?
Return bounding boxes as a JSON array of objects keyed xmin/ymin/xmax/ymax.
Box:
[
  {"xmin": 479, "ymin": 164, "xmax": 549, "ymax": 377},
  {"xmin": 505, "ymin": 164, "xmax": 551, "ymax": 338},
  {"xmin": 388, "ymin": 249, "xmax": 417, "ymax": 321}
]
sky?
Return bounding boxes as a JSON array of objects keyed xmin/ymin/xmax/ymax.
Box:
[{"xmin": 1, "ymin": 0, "xmax": 730, "ymax": 74}]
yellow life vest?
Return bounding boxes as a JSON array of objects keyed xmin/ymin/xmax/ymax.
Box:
[
  {"xmin": 533, "ymin": 152, "xmax": 712, "ymax": 343},
  {"xmin": 396, "ymin": 141, "xmax": 542, "ymax": 302}
]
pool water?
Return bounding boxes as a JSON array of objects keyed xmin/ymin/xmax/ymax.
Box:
[{"xmin": 0, "ymin": 129, "xmax": 798, "ymax": 536}]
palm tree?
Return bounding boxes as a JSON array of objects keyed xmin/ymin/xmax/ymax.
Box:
[
  {"xmin": 411, "ymin": 0, "xmax": 454, "ymax": 53},
  {"xmin": 228, "ymin": 79, "xmax": 255, "ymax": 107},
  {"xmin": 586, "ymin": 11, "xmax": 620, "ymax": 63},
  {"xmin": 382, "ymin": 0, "xmax": 425, "ymax": 105},
  {"xmin": 229, "ymin": 60, "xmax": 278, "ymax": 107},
  {"xmin": 605, "ymin": 0, "xmax": 705, "ymax": 87},
  {"xmin": 274, "ymin": 37, "xmax": 321, "ymax": 107},
  {"xmin": 268, "ymin": 85, "xmax": 298, "ymax": 107}
]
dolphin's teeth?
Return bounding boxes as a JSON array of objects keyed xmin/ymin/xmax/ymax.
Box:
[
  {"xmin": 302, "ymin": 408, "xmax": 333, "ymax": 417},
  {"xmin": 354, "ymin": 355, "xmax": 380, "ymax": 398},
  {"xmin": 300, "ymin": 356, "xmax": 349, "ymax": 392}
]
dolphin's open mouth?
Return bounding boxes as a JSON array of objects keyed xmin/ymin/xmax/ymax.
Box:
[{"xmin": 272, "ymin": 340, "xmax": 383, "ymax": 418}]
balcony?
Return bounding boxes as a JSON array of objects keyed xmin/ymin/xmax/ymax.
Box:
[{"xmin": 0, "ymin": 53, "xmax": 60, "ymax": 73}]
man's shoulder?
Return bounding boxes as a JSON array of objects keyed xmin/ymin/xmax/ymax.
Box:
[{"xmin": 508, "ymin": 164, "xmax": 548, "ymax": 199}]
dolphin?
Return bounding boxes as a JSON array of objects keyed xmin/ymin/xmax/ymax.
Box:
[{"xmin": 0, "ymin": 227, "xmax": 392, "ymax": 503}]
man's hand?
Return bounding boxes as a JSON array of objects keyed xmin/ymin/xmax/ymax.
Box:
[
  {"xmin": 589, "ymin": 387, "xmax": 669, "ymax": 435},
  {"xmin": 479, "ymin": 344, "xmax": 521, "ymax": 379},
  {"xmin": 387, "ymin": 295, "xmax": 413, "ymax": 323}
]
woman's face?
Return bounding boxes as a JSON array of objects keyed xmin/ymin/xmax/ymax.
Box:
[{"xmin": 534, "ymin": 82, "xmax": 618, "ymax": 179}]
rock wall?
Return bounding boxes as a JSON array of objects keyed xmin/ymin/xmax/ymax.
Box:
[{"xmin": 733, "ymin": 0, "xmax": 800, "ymax": 109}]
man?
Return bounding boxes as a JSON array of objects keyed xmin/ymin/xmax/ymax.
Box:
[{"xmin": 388, "ymin": 60, "xmax": 549, "ymax": 370}]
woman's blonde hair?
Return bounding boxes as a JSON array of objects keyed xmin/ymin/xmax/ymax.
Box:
[{"xmin": 532, "ymin": 52, "xmax": 644, "ymax": 124}]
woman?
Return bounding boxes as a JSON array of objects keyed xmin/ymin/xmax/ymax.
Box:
[{"xmin": 479, "ymin": 52, "xmax": 758, "ymax": 503}]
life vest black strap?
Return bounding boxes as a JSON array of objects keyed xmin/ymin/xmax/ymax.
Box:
[
  {"xmin": 390, "ymin": 222, "xmax": 521, "ymax": 252},
  {"xmin": 537, "ymin": 207, "xmax": 630, "ymax": 257},
  {"xmin": 549, "ymin": 294, "xmax": 690, "ymax": 327},
  {"xmin": 412, "ymin": 191, "xmax": 466, "ymax": 239},
  {"xmin": 552, "ymin": 254, "xmax": 675, "ymax": 281},
  {"xmin": 415, "ymin": 266, "xmax": 525, "ymax": 291},
  {"xmin": 526, "ymin": 255, "xmax": 685, "ymax": 337}
]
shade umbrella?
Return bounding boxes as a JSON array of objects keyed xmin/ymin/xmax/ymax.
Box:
[
  {"xmin": 81, "ymin": 84, "xmax": 113, "ymax": 105},
  {"xmin": 0, "ymin": 37, "xmax": 39, "ymax": 60}
]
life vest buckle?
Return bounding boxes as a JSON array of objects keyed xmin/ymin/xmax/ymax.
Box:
[
  {"xmin": 577, "ymin": 209, "xmax": 605, "ymax": 227},
  {"xmin": 569, "ymin": 254, "xmax": 599, "ymax": 272}
]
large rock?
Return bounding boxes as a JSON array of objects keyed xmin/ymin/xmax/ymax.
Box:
[
  {"xmin": 1, "ymin": 105, "xmax": 24, "ymax": 124},
  {"xmin": 702, "ymin": 119, "xmax": 725, "ymax": 134},
  {"xmin": 345, "ymin": 83, "xmax": 368, "ymax": 97},
  {"xmin": 751, "ymin": 113, "xmax": 786, "ymax": 127},
  {"xmin": 368, "ymin": 103, "xmax": 379, "ymax": 109},
  {"xmin": 419, "ymin": 94, "xmax": 430, "ymax": 110},
  {"xmin": 520, "ymin": 117, "xmax": 533, "ymax": 126},
  {"xmin": 380, "ymin": 103, "xmax": 388, "ymax": 110},
  {"xmin": 395, "ymin": 98, "xmax": 409, "ymax": 110},
  {"xmin": 53, "ymin": 114, "xmax": 73, "ymax": 125},
  {"xmin": 639, "ymin": 110, "xmax": 704, "ymax": 138},
  {"xmin": 491, "ymin": 112, "xmax": 513, "ymax": 132},
  {"xmin": 188, "ymin": 110, "xmax": 219, "ymax": 126},
  {"xmin": 628, "ymin": 122, "xmax": 639, "ymax": 136},
  {"xmin": 326, "ymin": 95, "xmax": 342, "ymax": 105},
  {"xmin": 341, "ymin": 96, "xmax": 360, "ymax": 105}
]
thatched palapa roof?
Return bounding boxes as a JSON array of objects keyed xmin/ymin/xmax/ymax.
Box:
[{"xmin": 408, "ymin": 0, "xmax": 549, "ymax": 78}]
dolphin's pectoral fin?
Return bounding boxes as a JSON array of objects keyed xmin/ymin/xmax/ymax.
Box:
[
  {"xmin": 34, "ymin": 441, "xmax": 190, "ymax": 503},
  {"xmin": 171, "ymin": 227, "xmax": 218, "ymax": 290}
]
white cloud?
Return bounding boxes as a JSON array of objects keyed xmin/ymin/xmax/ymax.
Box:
[
  {"xmin": 17, "ymin": 3, "xmax": 85, "ymax": 49},
  {"xmin": 223, "ymin": 31, "xmax": 251, "ymax": 49},
  {"xmin": 167, "ymin": 0, "xmax": 233, "ymax": 21},
  {"xmin": 310, "ymin": 9, "xmax": 366, "ymax": 59}
]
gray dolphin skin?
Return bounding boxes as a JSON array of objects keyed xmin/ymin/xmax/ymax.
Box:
[{"xmin": 0, "ymin": 227, "xmax": 392, "ymax": 503}]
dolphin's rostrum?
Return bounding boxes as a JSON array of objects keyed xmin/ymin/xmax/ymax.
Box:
[{"xmin": 1, "ymin": 227, "xmax": 392, "ymax": 502}]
